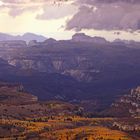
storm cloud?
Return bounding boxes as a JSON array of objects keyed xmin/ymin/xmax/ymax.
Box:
[
  {"xmin": 66, "ymin": 0, "xmax": 140, "ymax": 31},
  {"xmin": 1, "ymin": 0, "xmax": 140, "ymax": 31},
  {"xmin": 78, "ymin": 0, "xmax": 140, "ymax": 4}
]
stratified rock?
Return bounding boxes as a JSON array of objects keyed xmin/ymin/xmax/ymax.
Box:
[{"xmin": 0, "ymin": 40, "xmax": 27, "ymax": 48}]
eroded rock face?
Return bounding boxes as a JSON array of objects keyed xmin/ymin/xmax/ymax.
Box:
[
  {"xmin": 8, "ymin": 59, "xmax": 55, "ymax": 73},
  {"xmin": 7, "ymin": 55, "xmax": 100, "ymax": 82},
  {"xmin": 110, "ymin": 86, "xmax": 140, "ymax": 117},
  {"xmin": 1, "ymin": 37, "xmax": 140, "ymax": 108},
  {"xmin": 113, "ymin": 120, "xmax": 140, "ymax": 132},
  {"xmin": 0, "ymin": 37, "xmax": 140, "ymax": 84}
]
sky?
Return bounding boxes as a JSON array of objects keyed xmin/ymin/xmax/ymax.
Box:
[{"xmin": 0, "ymin": 0, "xmax": 140, "ymax": 41}]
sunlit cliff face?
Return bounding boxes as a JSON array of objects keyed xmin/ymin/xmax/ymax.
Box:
[{"xmin": 0, "ymin": 0, "xmax": 140, "ymax": 41}]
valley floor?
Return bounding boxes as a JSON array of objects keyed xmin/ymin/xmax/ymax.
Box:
[{"xmin": 0, "ymin": 117, "xmax": 137, "ymax": 140}]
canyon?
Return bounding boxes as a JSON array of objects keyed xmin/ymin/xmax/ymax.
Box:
[
  {"xmin": 0, "ymin": 33, "xmax": 140, "ymax": 139},
  {"xmin": 0, "ymin": 33, "xmax": 140, "ymax": 108}
]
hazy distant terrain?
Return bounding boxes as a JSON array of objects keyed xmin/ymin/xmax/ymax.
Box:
[{"xmin": 0, "ymin": 32, "xmax": 47, "ymax": 42}]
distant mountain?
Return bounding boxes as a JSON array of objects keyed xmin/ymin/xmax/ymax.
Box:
[
  {"xmin": 72, "ymin": 33, "xmax": 108, "ymax": 44},
  {"xmin": 44, "ymin": 38, "xmax": 57, "ymax": 44},
  {"xmin": 0, "ymin": 33, "xmax": 14, "ymax": 40},
  {"xmin": 113, "ymin": 39, "xmax": 140, "ymax": 49},
  {"xmin": 0, "ymin": 32, "xmax": 47, "ymax": 42},
  {"xmin": 28, "ymin": 38, "xmax": 57, "ymax": 47},
  {"xmin": 17, "ymin": 33, "xmax": 47, "ymax": 42}
]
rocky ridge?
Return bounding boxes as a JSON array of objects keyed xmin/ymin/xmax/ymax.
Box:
[{"xmin": 111, "ymin": 86, "xmax": 140, "ymax": 118}]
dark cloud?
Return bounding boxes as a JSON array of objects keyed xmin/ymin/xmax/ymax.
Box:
[
  {"xmin": 96, "ymin": 0, "xmax": 140, "ymax": 3},
  {"xmin": 1, "ymin": 0, "xmax": 140, "ymax": 32},
  {"xmin": 78, "ymin": 0, "xmax": 140, "ymax": 4},
  {"xmin": 66, "ymin": 0, "xmax": 140, "ymax": 31}
]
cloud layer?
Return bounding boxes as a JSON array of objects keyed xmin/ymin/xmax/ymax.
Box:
[
  {"xmin": 66, "ymin": 0, "xmax": 140, "ymax": 31},
  {"xmin": 37, "ymin": 4, "xmax": 77, "ymax": 20},
  {"xmin": 0, "ymin": 0, "xmax": 67, "ymax": 4},
  {"xmin": 0, "ymin": 0, "xmax": 140, "ymax": 32},
  {"xmin": 78, "ymin": 0, "xmax": 140, "ymax": 4},
  {"xmin": 0, "ymin": 0, "xmax": 75, "ymax": 17}
]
